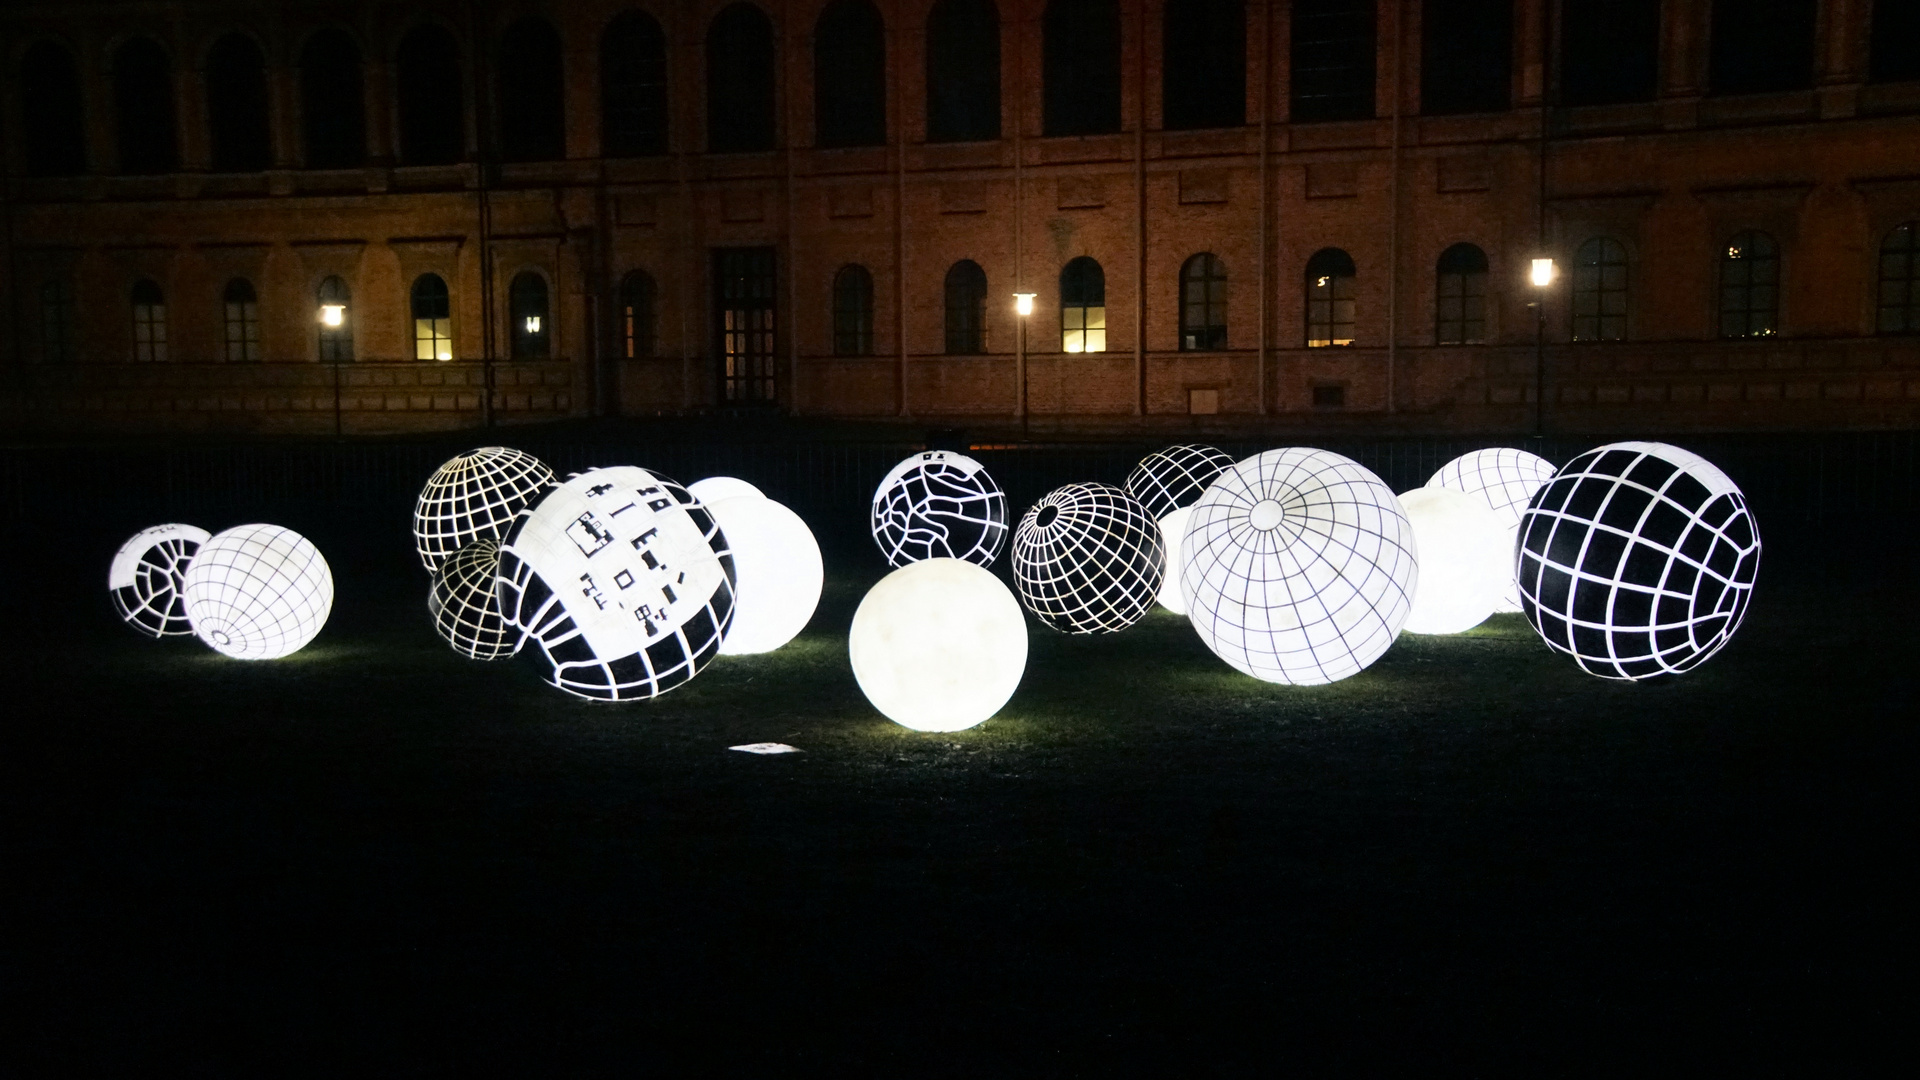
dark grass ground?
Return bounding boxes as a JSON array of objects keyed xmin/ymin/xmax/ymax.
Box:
[{"xmin": 3, "ymin": 501, "xmax": 1916, "ymax": 1074}]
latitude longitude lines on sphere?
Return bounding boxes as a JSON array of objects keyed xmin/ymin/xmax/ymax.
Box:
[
  {"xmin": 1125, "ymin": 444, "xmax": 1237, "ymax": 520},
  {"xmin": 870, "ymin": 451, "xmax": 1008, "ymax": 567},
  {"xmin": 1517, "ymin": 442, "xmax": 1760, "ymax": 681},
  {"xmin": 181, "ymin": 524, "xmax": 334, "ymax": 660},
  {"xmin": 109, "ymin": 523, "xmax": 210, "ymax": 637},
  {"xmin": 1012, "ymin": 483, "xmax": 1165, "ymax": 634},
  {"xmin": 413, "ymin": 446, "xmax": 557, "ymax": 572},
  {"xmin": 429, "ymin": 537, "xmax": 517, "ymax": 660},
  {"xmin": 1428, "ymin": 447, "xmax": 1558, "ymax": 532}
]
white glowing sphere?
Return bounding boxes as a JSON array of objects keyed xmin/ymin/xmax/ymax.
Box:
[
  {"xmin": 709, "ymin": 496, "xmax": 824, "ymax": 655},
  {"xmin": 109, "ymin": 523, "xmax": 211, "ymax": 637},
  {"xmin": 847, "ymin": 558, "xmax": 1028, "ymax": 732},
  {"xmin": 1155, "ymin": 506, "xmax": 1192, "ymax": 615},
  {"xmin": 1397, "ymin": 487, "xmax": 1508, "ymax": 635},
  {"xmin": 413, "ymin": 446, "xmax": 557, "ymax": 572},
  {"xmin": 181, "ymin": 524, "xmax": 334, "ymax": 659},
  {"xmin": 1426, "ymin": 447, "xmax": 1558, "ymax": 612},
  {"xmin": 688, "ymin": 476, "xmax": 766, "ymax": 504}
]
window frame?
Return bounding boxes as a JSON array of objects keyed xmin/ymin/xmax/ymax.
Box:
[
  {"xmin": 411, "ymin": 273, "xmax": 454, "ymax": 360},
  {"xmin": 317, "ymin": 275, "xmax": 353, "ymax": 361},
  {"xmin": 944, "ymin": 260, "xmax": 988, "ymax": 354},
  {"xmin": 131, "ymin": 279, "xmax": 167, "ymax": 362},
  {"xmin": 1571, "ymin": 237, "xmax": 1630, "ymax": 342},
  {"xmin": 508, "ymin": 270, "xmax": 552, "ymax": 360},
  {"xmin": 1179, "ymin": 253, "xmax": 1229, "ymax": 352},
  {"xmin": 1878, "ymin": 222, "xmax": 1920, "ymax": 336},
  {"xmin": 222, "ymin": 278, "xmax": 262, "ymax": 362},
  {"xmin": 1059, "ymin": 255, "xmax": 1107, "ymax": 354},
  {"xmin": 1718, "ymin": 230, "xmax": 1780, "ymax": 339},
  {"xmin": 832, "ymin": 264, "xmax": 876, "ymax": 356},
  {"xmin": 1434, "ymin": 243, "xmax": 1490, "ymax": 345},
  {"xmin": 618, "ymin": 270, "xmax": 658, "ymax": 359},
  {"xmin": 1304, "ymin": 248, "xmax": 1357, "ymax": 348},
  {"xmin": 40, "ymin": 278, "xmax": 77, "ymax": 363}
]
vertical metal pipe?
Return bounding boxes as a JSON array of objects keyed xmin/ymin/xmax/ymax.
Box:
[
  {"xmin": 1014, "ymin": 6, "xmax": 1026, "ymax": 424},
  {"xmin": 1386, "ymin": 0, "xmax": 1402, "ymax": 415},
  {"xmin": 1257, "ymin": 0, "xmax": 1273, "ymax": 416},
  {"xmin": 1134, "ymin": 0, "xmax": 1147, "ymax": 418}
]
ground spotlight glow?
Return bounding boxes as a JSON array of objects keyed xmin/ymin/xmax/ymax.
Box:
[
  {"xmin": 709, "ymin": 496, "xmax": 823, "ymax": 655},
  {"xmin": 848, "ymin": 558, "xmax": 1027, "ymax": 732},
  {"xmin": 1397, "ymin": 488, "xmax": 1508, "ymax": 635}
]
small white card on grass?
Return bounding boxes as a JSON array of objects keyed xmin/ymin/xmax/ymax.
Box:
[{"xmin": 729, "ymin": 743, "xmax": 803, "ymax": 755}]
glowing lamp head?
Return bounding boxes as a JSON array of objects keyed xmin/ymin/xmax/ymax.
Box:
[
  {"xmin": 319, "ymin": 304, "xmax": 345, "ymax": 328},
  {"xmin": 1396, "ymin": 487, "xmax": 1509, "ymax": 635},
  {"xmin": 524, "ymin": 316, "xmax": 541, "ymax": 334},
  {"xmin": 848, "ymin": 558, "xmax": 1028, "ymax": 732},
  {"xmin": 1014, "ymin": 292, "xmax": 1036, "ymax": 317},
  {"xmin": 709, "ymin": 496, "xmax": 824, "ymax": 655},
  {"xmin": 1530, "ymin": 258, "xmax": 1556, "ymax": 288}
]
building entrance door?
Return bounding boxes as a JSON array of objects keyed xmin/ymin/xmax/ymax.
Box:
[{"xmin": 713, "ymin": 247, "xmax": 777, "ymax": 404}]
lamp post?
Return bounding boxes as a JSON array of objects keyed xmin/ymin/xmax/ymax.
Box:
[
  {"xmin": 1529, "ymin": 258, "xmax": 1554, "ymax": 437},
  {"xmin": 1014, "ymin": 292, "xmax": 1035, "ymax": 430}
]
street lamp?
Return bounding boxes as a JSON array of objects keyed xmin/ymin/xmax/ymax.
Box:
[
  {"xmin": 318, "ymin": 303, "xmax": 345, "ymax": 328},
  {"xmin": 1014, "ymin": 293, "xmax": 1035, "ymax": 426},
  {"xmin": 1530, "ymin": 258, "xmax": 1555, "ymax": 436}
]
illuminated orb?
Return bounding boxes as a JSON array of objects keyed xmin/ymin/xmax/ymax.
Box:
[
  {"xmin": 847, "ymin": 558, "xmax": 1027, "ymax": 732},
  {"xmin": 412, "ymin": 446, "xmax": 557, "ymax": 572},
  {"xmin": 1155, "ymin": 506, "xmax": 1193, "ymax": 615},
  {"xmin": 496, "ymin": 466, "xmax": 736, "ymax": 701},
  {"xmin": 870, "ymin": 451, "xmax": 1008, "ymax": 568},
  {"xmin": 1517, "ymin": 441, "xmax": 1760, "ymax": 680},
  {"xmin": 109, "ymin": 523, "xmax": 210, "ymax": 638},
  {"xmin": 182, "ymin": 524, "xmax": 334, "ymax": 660},
  {"xmin": 688, "ymin": 476, "xmax": 766, "ymax": 504},
  {"xmin": 1125, "ymin": 443, "xmax": 1236, "ymax": 520},
  {"xmin": 1011, "ymin": 483, "xmax": 1163, "ymax": 634},
  {"xmin": 1182, "ymin": 448, "xmax": 1417, "ymax": 685},
  {"xmin": 1397, "ymin": 488, "xmax": 1508, "ymax": 635},
  {"xmin": 708, "ymin": 496, "xmax": 824, "ymax": 655},
  {"xmin": 429, "ymin": 537, "xmax": 517, "ymax": 660},
  {"xmin": 1426, "ymin": 447, "xmax": 1558, "ymax": 612}
]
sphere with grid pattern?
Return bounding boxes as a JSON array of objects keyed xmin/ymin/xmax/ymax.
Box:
[
  {"xmin": 848, "ymin": 558, "xmax": 1028, "ymax": 732},
  {"xmin": 708, "ymin": 495, "xmax": 823, "ymax": 655},
  {"xmin": 496, "ymin": 466, "xmax": 736, "ymax": 701},
  {"xmin": 1516, "ymin": 442, "xmax": 1760, "ymax": 680},
  {"xmin": 1155, "ymin": 505, "xmax": 1194, "ymax": 614},
  {"xmin": 1012, "ymin": 483, "xmax": 1164, "ymax": 634},
  {"xmin": 688, "ymin": 476, "xmax": 765, "ymax": 505},
  {"xmin": 428, "ymin": 537, "xmax": 517, "ymax": 660},
  {"xmin": 1426, "ymin": 447, "xmax": 1558, "ymax": 612},
  {"xmin": 413, "ymin": 446, "xmax": 557, "ymax": 573},
  {"xmin": 109, "ymin": 523, "xmax": 211, "ymax": 638},
  {"xmin": 1126, "ymin": 444, "xmax": 1236, "ymax": 521},
  {"xmin": 1397, "ymin": 487, "xmax": 1508, "ymax": 635},
  {"xmin": 870, "ymin": 451, "xmax": 1008, "ymax": 568},
  {"xmin": 182, "ymin": 524, "xmax": 334, "ymax": 660},
  {"xmin": 1182, "ymin": 449, "xmax": 1417, "ymax": 685}
]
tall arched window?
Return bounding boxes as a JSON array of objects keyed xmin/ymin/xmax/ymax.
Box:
[
  {"xmin": 498, "ymin": 18, "xmax": 565, "ymax": 162},
  {"xmin": 317, "ymin": 276, "xmax": 352, "ymax": 361},
  {"xmin": 1878, "ymin": 223, "xmax": 1920, "ymax": 336},
  {"xmin": 114, "ymin": 37, "xmax": 177, "ymax": 174},
  {"xmin": 1719, "ymin": 231, "xmax": 1779, "ymax": 339},
  {"xmin": 1561, "ymin": 0, "xmax": 1659, "ymax": 106},
  {"xmin": 1163, "ymin": 0, "xmax": 1244, "ymax": 131},
  {"xmin": 1044, "ymin": 0, "xmax": 1121, "ymax": 136},
  {"xmin": 397, "ymin": 24, "xmax": 465, "ymax": 165},
  {"xmin": 1291, "ymin": 0, "xmax": 1375, "ymax": 122},
  {"xmin": 206, "ymin": 34, "xmax": 271, "ymax": 171},
  {"xmin": 1572, "ymin": 237, "xmax": 1629, "ymax": 342},
  {"xmin": 41, "ymin": 279, "xmax": 76, "ymax": 362},
  {"xmin": 1435, "ymin": 243, "xmax": 1489, "ymax": 344},
  {"xmin": 1305, "ymin": 248, "xmax": 1356, "ymax": 347},
  {"xmin": 618, "ymin": 270, "xmax": 657, "ymax": 358},
  {"xmin": 1708, "ymin": 0, "xmax": 1815, "ymax": 95},
  {"xmin": 19, "ymin": 41, "xmax": 87, "ymax": 177},
  {"xmin": 1422, "ymin": 0, "xmax": 1511, "ymax": 115},
  {"xmin": 509, "ymin": 272, "xmax": 551, "ymax": 359},
  {"xmin": 602, "ymin": 11, "xmax": 669, "ymax": 157},
  {"xmin": 926, "ymin": 0, "xmax": 1000, "ymax": 143},
  {"xmin": 223, "ymin": 279, "xmax": 261, "ymax": 362},
  {"xmin": 1180, "ymin": 254, "xmax": 1227, "ymax": 351},
  {"xmin": 944, "ymin": 260, "xmax": 987, "ymax": 353},
  {"xmin": 1872, "ymin": 2, "xmax": 1920, "ymax": 84},
  {"xmin": 301, "ymin": 30, "xmax": 366, "ymax": 168},
  {"xmin": 131, "ymin": 280, "xmax": 167, "ymax": 362},
  {"xmin": 708, "ymin": 4, "xmax": 776, "ymax": 152},
  {"xmin": 833, "ymin": 265, "xmax": 875, "ymax": 355},
  {"xmin": 815, "ymin": 1, "xmax": 886, "ymax": 148},
  {"xmin": 411, "ymin": 274, "xmax": 453, "ymax": 359},
  {"xmin": 1060, "ymin": 256, "xmax": 1106, "ymax": 353}
]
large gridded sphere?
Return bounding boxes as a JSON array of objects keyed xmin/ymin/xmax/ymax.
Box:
[
  {"xmin": 1426, "ymin": 447, "xmax": 1559, "ymax": 613},
  {"xmin": 848, "ymin": 558, "xmax": 1028, "ymax": 732},
  {"xmin": 709, "ymin": 495, "xmax": 824, "ymax": 655},
  {"xmin": 1397, "ymin": 488, "xmax": 1508, "ymax": 635},
  {"xmin": 413, "ymin": 446, "xmax": 557, "ymax": 572},
  {"xmin": 1182, "ymin": 449, "xmax": 1417, "ymax": 686},
  {"xmin": 687, "ymin": 476, "xmax": 765, "ymax": 505},
  {"xmin": 1155, "ymin": 507, "xmax": 1194, "ymax": 614},
  {"xmin": 1012, "ymin": 483, "xmax": 1164, "ymax": 634},
  {"xmin": 1126, "ymin": 444, "xmax": 1237, "ymax": 520},
  {"xmin": 429, "ymin": 538, "xmax": 517, "ymax": 660},
  {"xmin": 496, "ymin": 466, "xmax": 736, "ymax": 701},
  {"xmin": 182, "ymin": 524, "xmax": 334, "ymax": 660},
  {"xmin": 1517, "ymin": 441, "xmax": 1760, "ymax": 681},
  {"xmin": 870, "ymin": 451, "xmax": 1008, "ymax": 567},
  {"xmin": 109, "ymin": 523, "xmax": 210, "ymax": 638}
]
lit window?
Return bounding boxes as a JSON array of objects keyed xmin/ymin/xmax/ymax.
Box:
[
  {"xmin": 1180, "ymin": 253, "xmax": 1228, "ymax": 351},
  {"xmin": 411, "ymin": 273, "xmax": 453, "ymax": 360},
  {"xmin": 1572, "ymin": 237, "xmax": 1629, "ymax": 342},
  {"xmin": 1719, "ymin": 230, "xmax": 1779, "ymax": 339},
  {"xmin": 1435, "ymin": 243, "xmax": 1488, "ymax": 345},
  {"xmin": 317, "ymin": 275, "xmax": 352, "ymax": 361},
  {"xmin": 1060, "ymin": 256, "xmax": 1106, "ymax": 353},
  {"xmin": 1305, "ymin": 248, "xmax": 1356, "ymax": 347},
  {"xmin": 1877, "ymin": 222, "xmax": 1920, "ymax": 336},
  {"xmin": 131, "ymin": 279, "xmax": 167, "ymax": 362},
  {"xmin": 509, "ymin": 272, "xmax": 550, "ymax": 359},
  {"xmin": 619, "ymin": 270, "xmax": 657, "ymax": 358},
  {"xmin": 223, "ymin": 278, "xmax": 261, "ymax": 362},
  {"xmin": 833, "ymin": 264, "xmax": 875, "ymax": 356}
]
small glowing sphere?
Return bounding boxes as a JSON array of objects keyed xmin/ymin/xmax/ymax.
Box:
[
  {"xmin": 1397, "ymin": 488, "xmax": 1509, "ymax": 635},
  {"xmin": 429, "ymin": 538, "xmax": 517, "ymax": 660},
  {"xmin": 182, "ymin": 524, "xmax": 334, "ymax": 660},
  {"xmin": 848, "ymin": 558, "xmax": 1028, "ymax": 732},
  {"xmin": 1427, "ymin": 447, "xmax": 1558, "ymax": 612},
  {"xmin": 708, "ymin": 496, "xmax": 824, "ymax": 655},
  {"xmin": 1011, "ymin": 483, "xmax": 1163, "ymax": 634},
  {"xmin": 688, "ymin": 476, "xmax": 766, "ymax": 504},
  {"xmin": 1126, "ymin": 444, "xmax": 1236, "ymax": 520},
  {"xmin": 871, "ymin": 451, "xmax": 1008, "ymax": 568},
  {"xmin": 1155, "ymin": 506, "xmax": 1192, "ymax": 615},
  {"xmin": 412, "ymin": 446, "xmax": 557, "ymax": 573},
  {"xmin": 109, "ymin": 523, "xmax": 210, "ymax": 637}
]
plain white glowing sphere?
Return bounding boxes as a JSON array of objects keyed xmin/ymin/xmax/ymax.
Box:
[
  {"xmin": 413, "ymin": 446, "xmax": 557, "ymax": 573},
  {"xmin": 182, "ymin": 524, "xmax": 334, "ymax": 659},
  {"xmin": 870, "ymin": 451, "xmax": 1008, "ymax": 567},
  {"xmin": 1155, "ymin": 507, "xmax": 1192, "ymax": 615},
  {"xmin": 1182, "ymin": 448, "xmax": 1417, "ymax": 685},
  {"xmin": 1426, "ymin": 447, "xmax": 1558, "ymax": 612},
  {"xmin": 708, "ymin": 496, "xmax": 824, "ymax": 655},
  {"xmin": 688, "ymin": 476, "xmax": 766, "ymax": 505},
  {"xmin": 848, "ymin": 558, "xmax": 1028, "ymax": 732},
  {"xmin": 1010, "ymin": 483, "xmax": 1163, "ymax": 634},
  {"xmin": 429, "ymin": 537, "xmax": 517, "ymax": 660},
  {"xmin": 109, "ymin": 523, "xmax": 211, "ymax": 638},
  {"xmin": 1397, "ymin": 487, "xmax": 1509, "ymax": 635}
]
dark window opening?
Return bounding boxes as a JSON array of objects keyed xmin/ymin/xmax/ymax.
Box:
[
  {"xmin": 1872, "ymin": 2, "xmax": 1920, "ymax": 84},
  {"xmin": 715, "ymin": 248, "xmax": 778, "ymax": 401},
  {"xmin": 944, "ymin": 260, "xmax": 988, "ymax": 353},
  {"xmin": 815, "ymin": 1, "xmax": 886, "ymax": 148},
  {"xmin": 411, "ymin": 273, "xmax": 453, "ymax": 359},
  {"xmin": 1291, "ymin": 0, "xmax": 1375, "ymax": 123},
  {"xmin": 1312, "ymin": 384, "xmax": 1345, "ymax": 408},
  {"xmin": 619, "ymin": 270, "xmax": 658, "ymax": 358},
  {"xmin": 207, "ymin": 34, "xmax": 271, "ymax": 171},
  {"xmin": 498, "ymin": 18, "xmax": 566, "ymax": 162},
  {"xmin": 1572, "ymin": 237, "xmax": 1629, "ymax": 342},
  {"xmin": 927, "ymin": 0, "xmax": 1001, "ymax": 142},
  {"xmin": 1305, "ymin": 248, "xmax": 1357, "ymax": 346},
  {"xmin": 223, "ymin": 278, "xmax": 261, "ymax": 362},
  {"xmin": 708, "ymin": 3, "xmax": 777, "ymax": 152},
  {"xmin": 41, "ymin": 279, "xmax": 76, "ymax": 362},
  {"xmin": 1709, "ymin": 0, "xmax": 1816, "ymax": 95},
  {"xmin": 1043, "ymin": 0, "xmax": 1121, "ymax": 136},
  {"xmin": 20, "ymin": 42, "xmax": 87, "ymax": 176},
  {"xmin": 301, "ymin": 30, "xmax": 366, "ymax": 168},
  {"xmin": 132, "ymin": 279, "xmax": 167, "ymax": 362},
  {"xmin": 1560, "ymin": 0, "xmax": 1660, "ymax": 106},
  {"xmin": 1879, "ymin": 223, "xmax": 1920, "ymax": 335},
  {"xmin": 397, "ymin": 24, "xmax": 465, "ymax": 165},
  {"xmin": 1163, "ymin": 0, "xmax": 1245, "ymax": 131},
  {"xmin": 510, "ymin": 271, "xmax": 552, "ymax": 358},
  {"xmin": 1719, "ymin": 231, "xmax": 1779, "ymax": 338},
  {"xmin": 1180, "ymin": 253, "xmax": 1228, "ymax": 351},
  {"xmin": 1060, "ymin": 256, "xmax": 1106, "ymax": 352},
  {"xmin": 1422, "ymin": 0, "xmax": 1511, "ymax": 115},
  {"xmin": 114, "ymin": 37, "xmax": 177, "ymax": 174},
  {"xmin": 318, "ymin": 275, "xmax": 353, "ymax": 361},
  {"xmin": 602, "ymin": 11, "xmax": 669, "ymax": 157},
  {"xmin": 1435, "ymin": 243, "xmax": 1489, "ymax": 344},
  {"xmin": 833, "ymin": 265, "xmax": 875, "ymax": 355}
]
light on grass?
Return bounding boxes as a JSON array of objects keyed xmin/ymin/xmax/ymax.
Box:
[
  {"xmin": 1397, "ymin": 488, "xmax": 1507, "ymax": 635},
  {"xmin": 183, "ymin": 524, "xmax": 333, "ymax": 660},
  {"xmin": 848, "ymin": 558, "xmax": 1027, "ymax": 732},
  {"xmin": 110, "ymin": 523, "xmax": 210, "ymax": 638},
  {"xmin": 708, "ymin": 496, "xmax": 823, "ymax": 655},
  {"xmin": 687, "ymin": 476, "xmax": 766, "ymax": 504}
]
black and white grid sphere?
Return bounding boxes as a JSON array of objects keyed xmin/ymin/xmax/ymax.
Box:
[
  {"xmin": 109, "ymin": 523, "xmax": 209, "ymax": 638},
  {"xmin": 1125, "ymin": 444, "xmax": 1236, "ymax": 521},
  {"xmin": 429, "ymin": 537, "xmax": 517, "ymax": 660},
  {"xmin": 870, "ymin": 451, "xmax": 1008, "ymax": 567},
  {"xmin": 1012, "ymin": 483, "xmax": 1165, "ymax": 634},
  {"xmin": 1182, "ymin": 449, "xmax": 1417, "ymax": 685},
  {"xmin": 181, "ymin": 524, "xmax": 334, "ymax": 660},
  {"xmin": 413, "ymin": 446, "xmax": 557, "ymax": 573},
  {"xmin": 1517, "ymin": 441, "xmax": 1760, "ymax": 680},
  {"xmin": 496, "ymin": 466, "xmax": 736, "ymax": 701}
]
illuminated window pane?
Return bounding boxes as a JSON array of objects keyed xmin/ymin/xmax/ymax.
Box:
[
  {"xmin": 1305, "ymin": 248, "xmax": 1356, "ymax": 347},
  {"xmin": 411, "ymin": 273, "xmax": 452, "ymax": 360},
  {"xmin": 1718, "ymin": 230, "xmax": 1778, "ymax": 339},
  {"xmin": 1060, "ymin": 256, "xmax": 1106, "ymax": 352}
]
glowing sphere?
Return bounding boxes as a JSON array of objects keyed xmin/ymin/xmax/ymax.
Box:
[
  {"xmin": 1155, "ymin": 506, "xmax": 1193, "ymax": 614},
  {"xmin": 1011, "ymin": 482, "xmax": 1163, "ymax": 634},
  {"xmin": 182, "ymin": 524, "xmax": 334, "ymax": 659},
  {"xmin": 688, "ymin": 476, "xmax": 765, "ymax": 504},
  {"xmin": 708, "ymin": 496, "xmax": 824, "ymax": 655},
  {"xmin": 1126, "ymin": 443, "xmax": 1236, "ymax": 520},
  {"xmin": 1397, "ymin": 488, "xmax": 1508, "ymax": 635},
  {"xmin": 109, "ymin": 523, "xmax": 210, "ymax": 637},
  {"xmin": 429, "ymin": 538, "xmax": 517, "ymax": 660},
  {"xmin": 848, "ymin": 558, "xmax": 1028, "ymax": 732},
  {"xmin": 1182, "ymin": 448, "xmax": 1417, "ymax": 685},
  {"xmin": 413, "ymin": 446, "xmax": 557, "ymax": 572},
  {"xmin": 1426, "ymin": 447, "xmax": 1558, "ymax": 612},
  {"xmin": 496, "ymin": 466, "xmax": 735, "ymax": 700},
  {"xmin": 871, "ymin": 451, "xmax": 1008, "ymax": 567},
  {"xmin": 1517, "ymin": 441, "xmax": 1760, "ymax": 680}
]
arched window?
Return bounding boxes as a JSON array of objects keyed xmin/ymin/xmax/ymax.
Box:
[
  {"xmin": 1878, "ymin": 223, "xmax": 1920, "ymax": 335},
  {"xmin": 1291, "ymin": 0, "xmax": 1375, "ymax": 123},
  {"xmin": 301, "ymin": 30, "xmax": 366, "ymax": 168},
  {"xmin": 1043, "ymin": 0, "xmax": 1121, "ymax": 136},
  {"xmin": 1708, "ymin": 0, "xmax": 1815, "ymax": 96},
  {"xmin": 1060, "ymin": 256, "xmax": 1106, "ymax": 353},
  {"xmin": 815, "ymin": 1, "xmax": 886, "ymax": 148},
  {"xmin": 708, "ymin": 4, "xmax": 776, "ymax": 152},
  {"xmin": 206, "ymin": 34, "xmax": 271, "ymax": 171},
  {"xmin": 19, "ymin": 41, "xmax": 87, "ymax": 177},
  {"xmin": 41, "ymin": 279, "xmax": 76, "ymax": 362},
  {"xmin": 223, "ymin": 279, "xmax": 261, "ymax": 362},
  {"xmin": 1719, "ymin": 231, "xmax": 1779, "ymax": 339},
  {"xmin": 1422, "ymin": 0, "xmax": 1511, "ymax": 115},
  {"xmin": 131, "ymin": 280, "xmax": 167, "ymax": 362},
  {"xmin": 1180, "ymin": 254, "xmax": 1227, "ymax": 351},
  {"xmin": 498, "ymin": 18, "xmax": 565, "ymax": 162},
  {"xmin": 1872, "ymin": 2, "xmax": 1920, "ymax": 84},
  {"xmin": 1561, "ymin": 0, "xmax": 1659, "ymax": 106},
  {"xmin": 1305, "ymin": 248, "xmax": 1356, "ymax": 347},
  {"xmin": 602, "ymin": 11, "xmax": 669, "ymax": 157},
  {"xmin": 833, "ymin": 265, "xmax": 875, "ymax": 355},
  {"xmin": 317, "ymin": 276, "xmax": 352, "ymax": 361},
  {"xmin": 1163, "ymin": 0, "xmax": 1244, "ymax": 131},
  {"xmin": 510, "ymin": 272, "xmax": 551, "ymax": 359},
  {"xmin": 618, "ymin": 270, "xmax": 657, "ymax": 358},
  {"xmin": 397, "ymin": 24, "xmax": 465, "ymax": 165},
  {"xmin": 927, "ymin": 0, "xmax": 1000, "ymax": 143},
  {"xmin": 944, "ymin": 260, "xmax": 987, "ymax": 353},
  {"xmin": 411, "ymin": 274, "xmax": 453, "ymax": 360},
  {"xmin": 1435, "ymin": 243, "xmax": 1489, "ymax": 344},
  {"xmin": 114, "ymin": 37, "xmax": 177, "ymax": 174},
  {"xmin": 1572, "ymin": 237, "xmax": 1629, "ymax": 341}
]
